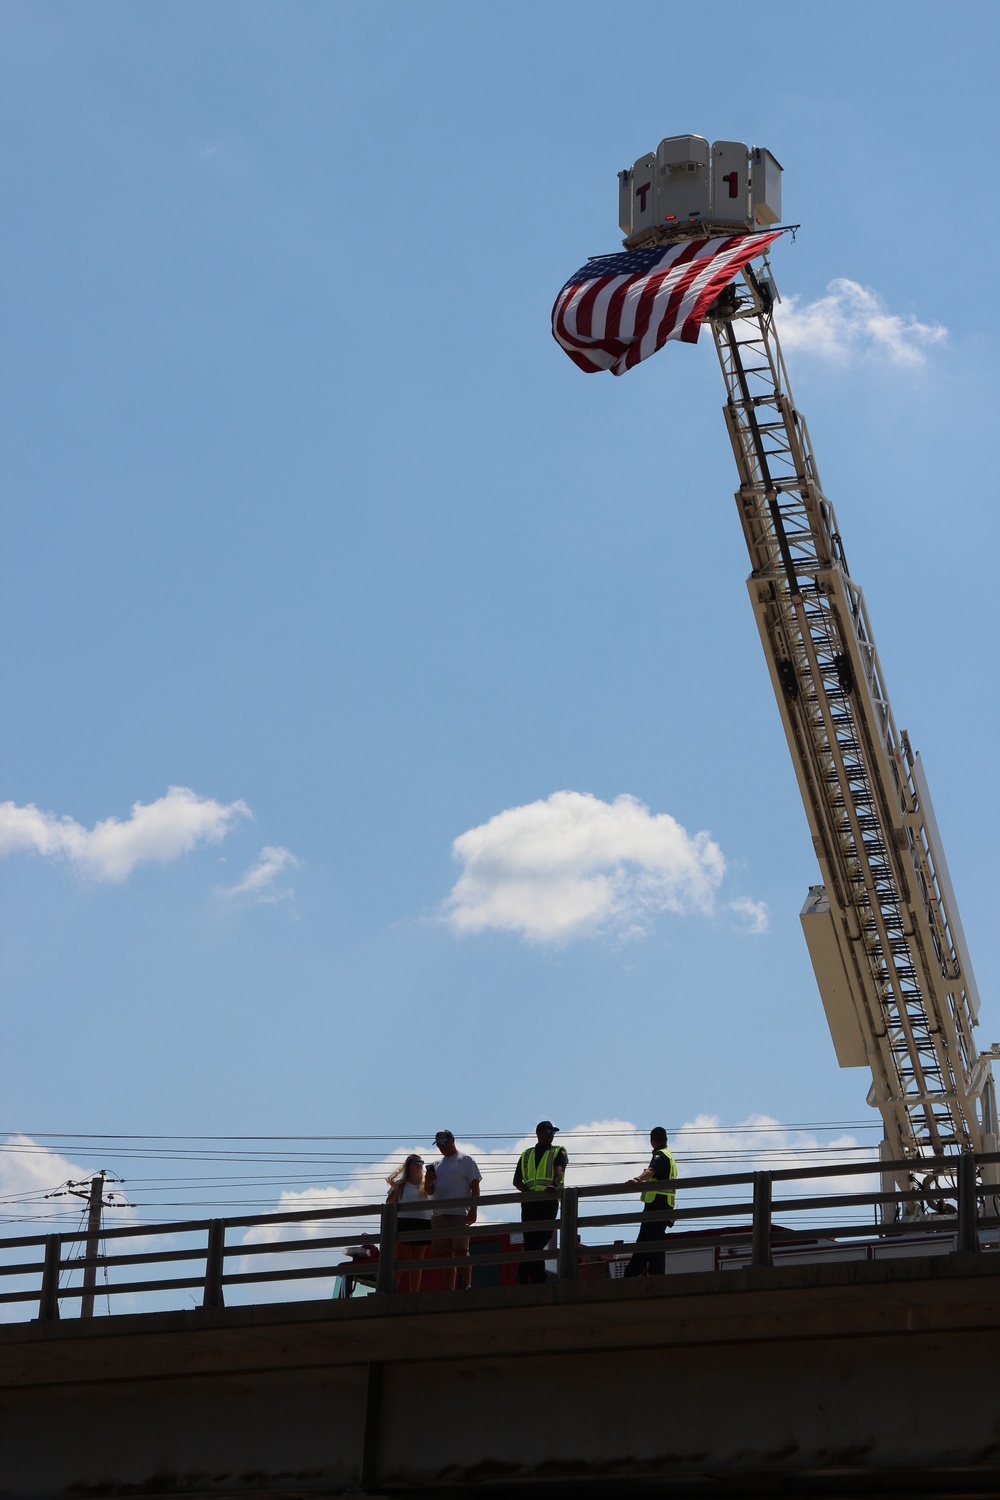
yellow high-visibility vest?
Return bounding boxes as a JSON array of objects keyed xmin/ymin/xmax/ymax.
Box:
[
  {"xmin": 519, "ymin": 1145, "xmax": 565, "ymax": 1190},
  {"xmin": 641, "ymin": 1147, "xmax": 677, "ymax": 1208}
]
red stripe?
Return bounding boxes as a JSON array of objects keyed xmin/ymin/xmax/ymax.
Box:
[
  {"xmin": 553, "ymin": 276, "xmax": 618, "ymax": 353},
  {"xmin": 565, "ymin": 348, "xmax": 604, "ymax": 373},
  {"xmin": 571, "ymin": 275, "xmax": 615, "ymax": 340},
  {"xmin": 600, "ymin": 276, "xmax": 635, "ymax": 349},
  {"xmin": 620, "ymin": 270, "xmax": 681, "ymax": 371},
  {"xmin": 551, "ymin": 283, "xmax": 617, "ymax": 370},
  {"xmin": 622, "ymin": 240, "xmax": 705, "ymax": 370},
  {"xmin": 653, "ymin": 237, "xmax": 740, "ymax": 353},
  {"xmin": 601, "ymin": 245, "xmax": 685, "ymax": 354},
  {"xmin": 626, "ymin": 241, "xmax": 701, "ymax": 348},
  {"xmin": 629, "ymin": 232, "xmax": 779, "ymax": 365},
  {"xmin": 552, "ymin": 284, "xmax": 582, "ymax": 347},
  {"xmin": 679, "ymin": 231, "xmax": 781, "ymax": 341}
]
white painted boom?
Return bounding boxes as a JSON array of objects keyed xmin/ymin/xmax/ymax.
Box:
[{"xmin": 706, "ymin": 268, "xmax": 998, "ymax": 1207}]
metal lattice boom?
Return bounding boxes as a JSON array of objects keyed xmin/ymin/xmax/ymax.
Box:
[{"xmin": 707, "ymin": 268, "xmax": 998, "ymax": 1204}]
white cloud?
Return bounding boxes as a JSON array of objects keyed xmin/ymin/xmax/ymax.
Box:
[
  {"xmin": 778, "ymin": 279, "xmax": 946, "ymax": 367},
  {"xmin": 0, "ymin": 787, "xmax": 249, "ymax": 882},
  {"xmin": 670, "ymin": 1113, "xmax": 866, "ymax": 1193},
  {"xmin": 728, "ymin": 896, "xmax": 770, "ymax": 934},
  {"xmin": 443, "ymin": 791, "xmax": 727, "ymax": 943},
  {"xmin": 0, "ymin": 1134, "xmax": 95, "ymax": 1210},
  {"xmin": 0, "ymin": 1134, "xmax": 138, "ymax": 1227},
  {"xmin": 217, "ymin": 845, "xmax": 299, "ymax": 904}
]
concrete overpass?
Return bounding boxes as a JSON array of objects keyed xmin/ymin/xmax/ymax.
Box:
[{"xmin": 2, "ymin": 1250, "xmax": 998, "ymax": 1497}]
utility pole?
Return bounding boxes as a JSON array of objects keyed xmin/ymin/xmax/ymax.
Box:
[
  {"xmin": 80, "ymin": 1173, "xmax": 105, "ymax": 1320},
  {"xmin": 46, "ymin": 1169, "xmax": 130, "ymax": 1319}
]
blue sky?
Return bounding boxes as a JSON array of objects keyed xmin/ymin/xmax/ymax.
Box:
[{"xmin": 2, "ymin": 1, "xmax": 998, "ymax": 1221}]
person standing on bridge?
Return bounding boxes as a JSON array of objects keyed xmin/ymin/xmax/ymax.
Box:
[
  {"xmin": 513, "ymin": 1121, "xmax": 568, "ymax": 1285},
  {"xmin": 623, "ymin": 1127, "xmax": 677, "ymax": 1278},
  {"xmin": 385, "ymin": 1153, "xmax": 431, "ymax": 1293},
  {"xmin": 425, "ymin": 1130, "xmax": 481, "ymax": 1291}
]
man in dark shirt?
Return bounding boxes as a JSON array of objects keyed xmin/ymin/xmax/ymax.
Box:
[
  {"xmin": 623, "ymin": 1127, "xmax": 677, "ymax": 1278},
  {"xmin": 513, "ymin": 1120, "xmax": 568, "ymax": 1284}
]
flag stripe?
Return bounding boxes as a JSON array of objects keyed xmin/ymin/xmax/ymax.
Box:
[{"xmin": 631, "ymin": 239, "xmax": 704, "ymax": 359}]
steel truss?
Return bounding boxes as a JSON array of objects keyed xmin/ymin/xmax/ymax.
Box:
[{"xmin": 708, "ymin": 270, "xmax": 998, "ymax": 1204}]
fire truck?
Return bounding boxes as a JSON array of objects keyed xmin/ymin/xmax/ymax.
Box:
[{"xmin": 349, "ymin": 140, "xmax": 998, "ymax": 1297}]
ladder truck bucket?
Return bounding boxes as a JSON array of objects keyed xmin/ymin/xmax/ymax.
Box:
[{"xmin": 616, "ymin": 135, "xmax": 780, "ymax": 243}]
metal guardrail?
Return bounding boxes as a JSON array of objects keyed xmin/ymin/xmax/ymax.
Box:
[{"xmin": 1, "ymin": 1151, "xmax": 996, "ymax": 1322}]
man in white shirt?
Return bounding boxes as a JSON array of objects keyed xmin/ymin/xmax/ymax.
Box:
[{"xmin": 424, "ymin": 1130, "xmax": 482, "ymax": 1290}]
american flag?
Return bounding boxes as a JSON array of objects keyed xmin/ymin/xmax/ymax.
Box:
[{"xmin": 551, "ymin": 231, "xmax": 782, "ymax": 376}]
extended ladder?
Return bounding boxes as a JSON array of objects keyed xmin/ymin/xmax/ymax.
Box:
[{"xmin": 707, "ymin": 270, "xmax": 998, "ymax": 1208}]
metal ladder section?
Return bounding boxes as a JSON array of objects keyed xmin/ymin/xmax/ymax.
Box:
[{"xmin": 707, "ymin": 272, "xmax": 997, "ymax": 1193}]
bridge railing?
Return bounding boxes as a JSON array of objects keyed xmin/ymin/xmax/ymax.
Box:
[{"xmin": 2, "ymin": 1150, "xmax": 997, "ymax": 1322}]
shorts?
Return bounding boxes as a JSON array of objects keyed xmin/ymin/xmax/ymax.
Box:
[
  {"xmin": 431, "ymin": 1215, "xmax": 470, "ymax": 1254},
  {"xmin": 397, "ymin": 1215, "xmax": 431, "ymax": 1247}
]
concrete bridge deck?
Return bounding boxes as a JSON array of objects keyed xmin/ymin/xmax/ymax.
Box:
[{"xmin": 2, "ymin": 1251, "xmax": 998, "ymax": 1498}]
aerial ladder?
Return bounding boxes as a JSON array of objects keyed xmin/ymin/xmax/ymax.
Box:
[{"xmin": 619, "ymin": 137, "xmax": 999, "ymax": 1219}]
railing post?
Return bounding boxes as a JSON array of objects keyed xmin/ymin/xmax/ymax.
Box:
[
  {"xmin": 558, "ymin": 1188, "xmax": 579, "ymax": 1282},
  {"xmin": 376, "ymin": 1200, "xmax": 397, "ymax": 1295},
  {"xmin": 956, "ymin": 1152, "xmax": 980, "ymax": 1254},
  {"xmin": 203, "ymin": 1220, "xmax": 226, "ymax": 1308},
  {"xmin": 751, "ymin": 1171, "xmax": 772, "ymax": 1268},
  {"xmin": 38, "ymin": 1236, "xmax": 61, "ymax": 1322}
]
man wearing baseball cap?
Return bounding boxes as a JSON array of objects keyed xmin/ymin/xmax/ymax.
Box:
[
  {"xmin": 512, "ymin": 1121, "xmax": 568, "ymax": 1284},
  {"xmin": 622, "ymin": 1126, "xmax": 677, "ymax": 1278},
  {"xmin": 424, "ymin": 1130, "xmax": 481, "ymax": 1290}
]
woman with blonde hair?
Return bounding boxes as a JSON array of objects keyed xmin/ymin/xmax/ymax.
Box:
[{"xmin": 386, "ymin": 1152, "xmax": 431, "ymax": 1292}]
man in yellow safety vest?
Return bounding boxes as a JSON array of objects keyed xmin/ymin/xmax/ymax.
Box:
[
  {"xmin": 623, "ymin": 1126, "xmax": 677, "ymax": 1278},
  {"xmin": 513, "ymin": 1120, "xmax": 568, "ymax": 1284}
]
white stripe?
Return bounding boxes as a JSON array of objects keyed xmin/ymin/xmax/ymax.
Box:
[
  {"xmin": 560, "ymin": 274, "xmax": 630, "ymax": 344},
  {"xmin": 634, "ymin": 240, "xmax": 748, "ymax": 362},
  {"xmin": 588, "ymin": 276, "xmax": 625, "ymax": 341},
  {"xmin": 553, "ymin": 281, "xmax": 589, "ymax": 343},
  {"xmin": 552, "ymin": 290, "xmax": 619, "ymax": 368},
  {"xmin": 630, "ymin": 243, "xmax": 716, "ymax": 362},
  {"xmin": 616, "ymin": 279, "xmax": 648, "ymax": 342},
  {"xmin": 670, "ymin": 240, "xmax": 749, "ymax": 332},
  {"xmin": 611, "ymin": 244, "xmax": 686, "ymax": 343}
]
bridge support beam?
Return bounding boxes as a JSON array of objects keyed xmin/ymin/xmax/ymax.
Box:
[{"xmin": 3, "ymin": 1254, "xmax": 998, "ymax": 1497}]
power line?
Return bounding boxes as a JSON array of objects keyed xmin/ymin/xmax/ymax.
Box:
[
  {"xmin": 0, "ymin": 1125, "xmax": 882, "ymax": 1228},
  {"xmin": 3, "ymin": 1121, "xmax": 881, "ymax": 1142}
]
